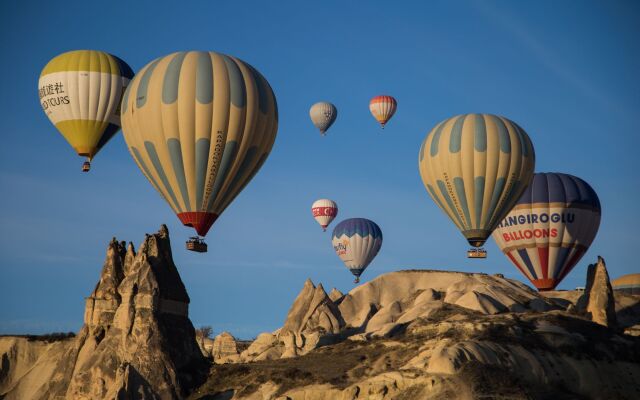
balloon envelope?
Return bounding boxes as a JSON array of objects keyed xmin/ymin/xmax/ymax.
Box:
[
  {"xmin": 312, "ymin": 199, "xmax": 338, "ymax": 231},
  {"xmin": 39, "ymin": 50, "xmax": 133, "ymax": 162},
  {"xmin": 120, "ymin": 51, "xmax": 278, "ymax": 237},
  {"xmin": 418, "ymin": 114, "xmax": 535, "ymax": 248},
  {"xmin": 332, "ymin": 218, "xmax": 382, "ymax": 280},
  {"xmin": 309, "ymin": 102, "xmax": 337, "ymax": 135},
  {"xmin": 369, "ymin": 95, "xmax": 397, "ymax": 128},
  {"xmin": 492, "ymin": 172, "xmax": 601, "ymax": 291}
]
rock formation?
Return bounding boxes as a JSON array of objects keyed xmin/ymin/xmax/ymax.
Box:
[
  {"xmin": 0, "ymin": 225, "xmax": 207, "ymax": 399},
  {"xmin": 328, "ymin": 288, "xmax": 344, "ymax": 302},
  {"xmin": 577, "ymin": 256, "xmax": 618, "ymax": 328},
  {"xmin": 4, "ymin": 251, "xmax": 640, "ymax": 399},
  {"xmin": 209, "ymin": 332, "xmax": 241, "ymax": 363},
  {"xmin": 197, "ymin": 264, "xmax": 640, "ymax": 399},
  {"xmin": 237, "ymin": 270, "xmax": 562, "ymax": 363}
]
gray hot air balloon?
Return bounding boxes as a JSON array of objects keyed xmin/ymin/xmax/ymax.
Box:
[{"xmin": 309, "ymin": 102, "xmax": 337, "ymax": 135}]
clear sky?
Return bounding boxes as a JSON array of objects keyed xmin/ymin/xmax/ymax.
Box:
[{"xmin": 1, "ymin": 0, "xmax": 638, "ymax": 338}]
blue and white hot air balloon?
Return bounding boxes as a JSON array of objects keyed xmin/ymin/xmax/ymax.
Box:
[{"xmin": 331, "ymin": 218, "xmax": 383, "ymax": 283}]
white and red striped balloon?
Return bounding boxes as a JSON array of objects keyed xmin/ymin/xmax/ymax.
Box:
[
  {"xmin": 369, "ymin": 95, "xmax": 397, "ymax": 128},
  {"xmin": 311, "ymin": 199, "xmax": 338, "ymax": 231}
]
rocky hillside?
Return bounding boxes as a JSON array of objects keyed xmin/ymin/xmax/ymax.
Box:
[
  {"xmin": 193, "ymin": 259, "xmax": 640, "ymax": 400},
  {"xmin": 2, "ymin": 228, "xmax": 639, "ymax": 400},
  {"xmin": 0, "ymin": 225, "xmax": 207, "ymax": 399}
]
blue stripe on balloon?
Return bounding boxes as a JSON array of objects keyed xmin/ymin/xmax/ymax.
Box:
[
  {"xmin": 219, "ymin": 152, "xmax": 269, "ymax": 212},
  {"xmin": 429, "ymin": 120, "xmax": 447, "ymax": 157},
  {"xmin": 113, "ymin": 55, "xmax": 134, "ymax": 79},
  {"xmin": 220, "ymin": 146, "xmax": 257, "ymax": 201},
  {"xmin": 454, "ymin": 177, "xmax": 471, "ymax": 228},
  {"xmin": 144, "ymin": 141, "xmax": 182, "ymax": 213},
  {"xmin": 196, "ymin": 52, "xmax": 214, "ymax": 104},
  {"xmin": 249, "ymin": 65, "xmax": 268, "ymax": 114},
  {"xmin": 331, "ymin": 218, "xmax": 382, "ymax": 240},
  {"xmin": 528, "ymin": 173, "xmax": 549, "ymax": 204},
  {"xmin": 512, "ymin": 122, "xmax": 529, "ymax": 157},
  {"xmin": 518, "ymin": 173, "xmax": 601, "ymax": 210},
  {"xmin": 437, "ymin": 180, "xmax": 465, "ymax": 228},
  {"xmin": 449, "ymin": 114, "xmax": 467, "ymax": 153},
  {"xmin": 167, "ymin": 138, "xmax": 190, "ymax": 210},
  {"xmin": 221, "ymin": 55, "xmax": 246, "ymax": 108},
  {"xmin": 474, "ymin": 114, "xmax": 487, "ymax": 152},
  {"xmin": 162, "ymin": 52, "xmax": 187, "ymax": 104},
  {"xmin": 552, "ymin": 247, "xmax": 572, "ymax": 279},
  {"xmin": 121, "ymin": 82, "xmax": 132, "ymax": 115},
  {"xmin": 493, "ymin": 115, "xmax": 511, "ymax": 154},
  {"xmin": 136, "ymin": 58, "xmax": 161, "ymax": 108},
  {"xmin": 206, "ymin": 141, "xmax": 239, "ymax": 210},
  {"xmin": 486, "ymin": 177, "xmax": 506, "ymax": 226},
  {"xmin": 517, "ymin": 249, "xmax": 538, "ymax": 279}
]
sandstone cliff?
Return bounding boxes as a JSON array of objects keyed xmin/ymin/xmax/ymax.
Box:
[
  {"xmin": 0, "ymin": 225, "xmax": 207, "ymax": 399},
  {"xmin": 195, "ymin": 263, "xmax": 640, "ymax": 400},
  {"xmin": 237, "ymin": 270, "xmax": 560, "ymax": 363}
]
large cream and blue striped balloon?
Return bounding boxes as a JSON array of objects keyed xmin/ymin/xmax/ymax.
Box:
[
  {"xmin": 120, "ymin": 51, "xmax": 278, "ymax": 237},
  {"xmin": 418, "ymin": 114, "xmax": 535, "ymax": 248},
  {"xmin": 332, "ymin": 218, "xmax": 382, "ymax": 283},
  {"xmin": 39, "ymin": 50, "xmax": 133, "ymax": 167}
]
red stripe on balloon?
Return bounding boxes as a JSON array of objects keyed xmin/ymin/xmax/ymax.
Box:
[
  {"xmin": 507, "ymin": 252, "xmax": 528, "ymax": 278},
  {"xmin": 177, "ymin": 212, "xmax": 218, "ymax": 237},
  {"xmin": 537, "ymin": 247, "xmax": 549, "ymax": 280}
]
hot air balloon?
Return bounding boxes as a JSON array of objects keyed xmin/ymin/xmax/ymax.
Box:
[
  {"xmin": 418, "ymin": 114, "xmax": 535, "ymax": 257},
  {"xmin": 492, "ymin": 173, "xmax": 601, "ymax": 291},
  {"xmin": 369, "ymin": 95, "xmax": 397, "ymax": 128},
  {"xmin": 309, "ymin": 102, "xmax": 337, "ymax": 135},
  {"xmin": 311, "ymin": 199, "xmax": 338, "ymax": 231},
  {"xmin": 120, "ymin": 51, "xmax": 278, "ymax": 252},
  {"xmin": 332, "ymin": 218, "xmax": 382, "ymax": 283},
  {"xmin": 39, "ymin": 50, "xmax": 134, "ymax": 172}
]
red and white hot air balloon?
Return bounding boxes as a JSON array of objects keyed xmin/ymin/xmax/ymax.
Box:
[
  {"xmin": 369, "ymin": 95, "xmax": 397, "ymax": 128},
  {"xmin": 311, "ymin": 199, "xmax": 338, "ymax": 231}
]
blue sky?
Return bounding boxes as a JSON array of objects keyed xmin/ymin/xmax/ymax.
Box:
[{"xmin": 1, "ymin": 0, "xmax": 638, "ymax": 338}]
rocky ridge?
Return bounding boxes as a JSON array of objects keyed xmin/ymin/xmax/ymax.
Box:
[
  {"xmin": 2, "ymin": 234, "xmax": 639, "ymax": 400},
  {"xmin": 194, "ymin": 260, "xmax": 640, "ymax": 400},
  {"xmin": 0, "ymin": 226, "xmax": 207, "ymax": 399}
]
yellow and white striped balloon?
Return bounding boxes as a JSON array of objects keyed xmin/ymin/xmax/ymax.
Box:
[
  {"xmin": 39, "ymin": 50, "xmax": 133, "ymax": 165},
  {"xmin": 120, "ymin": 51, "xmax": 278, "ymax": 238},
  {"xmin": 418, "ymin": 114, "xmax": 535, "ymax": 248}
]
